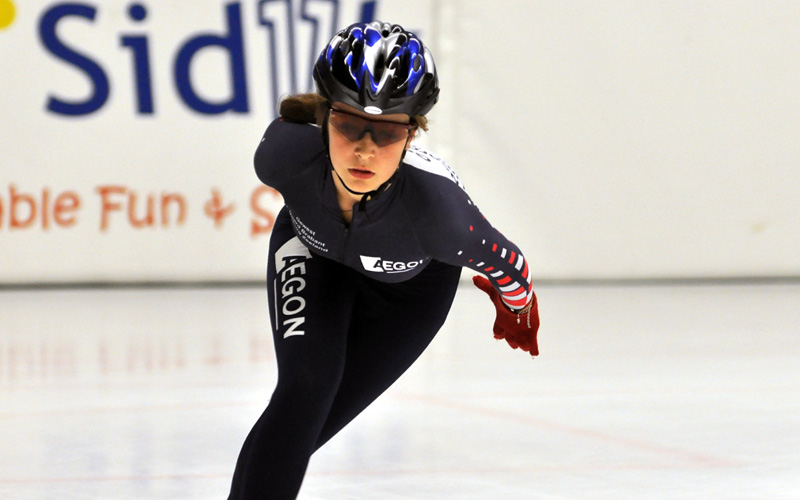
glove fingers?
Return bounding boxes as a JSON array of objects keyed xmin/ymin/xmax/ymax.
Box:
[
  {"xmin": 472, "ymin": 275, "xmax": 496, "ymax": 296},
  {"xmin": 505, "ymin": 334, "xmax": 520, "ymax": 349},
  {"xmin": 520, "ymin": 333, "xmax": 539, "ymax": 356},
  {"xmin": 493, "ymin": 324, "xmax": 506, "ymax": 340}
]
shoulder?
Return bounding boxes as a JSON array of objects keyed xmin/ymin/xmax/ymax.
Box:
[
  {"xmin": 254, "ymin": 119, "xmax": 325, "ymax": 187},
  {"xmin": 258, "ymin": 118, "xmax": 324, "ymax": 160},
  {"xmin": 400, "ymin": 145, "xmax": 478, "ymax": 235},
  {"xmin": 402, "ymin": 145, "xmax": 468, "ymax": 193}
]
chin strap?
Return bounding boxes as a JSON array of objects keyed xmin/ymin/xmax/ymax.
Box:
[
  {"xmin": 332, "ymin": 166, "xmax": 398, "ymax": 213},
  {"xmin": 332, "ymin": 168, "xmax": 370, "ymax": 196}
]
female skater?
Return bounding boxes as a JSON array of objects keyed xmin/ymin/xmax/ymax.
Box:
[{"xmin": 228, "ymin": 20, "xmax": 540, "ymax": 499}]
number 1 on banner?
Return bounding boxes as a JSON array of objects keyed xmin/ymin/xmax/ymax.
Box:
[{"xmin": 257, "ymin": 0, "xmax": 375, "ymax": 118}]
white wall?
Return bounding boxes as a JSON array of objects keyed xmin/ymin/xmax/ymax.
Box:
[
  {"xmin": 1, "ymin": 0, "xmax": 798, "ymax": 284},
  {"xmin": 430, "ymin": 0, "xmax": 800, "ymax": 280}
]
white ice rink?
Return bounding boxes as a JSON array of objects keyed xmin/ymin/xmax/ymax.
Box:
[{"xmin": 1, "ymin": 281, "xmax": 798, "ymax": 499}]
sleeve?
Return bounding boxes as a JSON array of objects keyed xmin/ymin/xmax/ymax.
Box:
[
  {"xmin": 444, "ymin": 196, "xmax": 534, "ymax": 311},
  {"xmin": 410, "ymin": 168, "xmax": 534, "ymax": 312},
  {"xmin": 253, "ymin": 119, "xmax": 326, "ymax": 195}
]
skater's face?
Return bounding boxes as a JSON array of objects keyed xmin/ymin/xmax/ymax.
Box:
[{"xmin": 327, "ymin": 103, "xmax": 414, "ymax": 198}]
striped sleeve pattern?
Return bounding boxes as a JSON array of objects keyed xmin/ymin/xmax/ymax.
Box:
[{"xmin": 460, "ymin": 228, "xmax": 534, "ymax": 311}]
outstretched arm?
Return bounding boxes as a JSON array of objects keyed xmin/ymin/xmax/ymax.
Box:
[
  {"xmin": 458, "ymin": 220, "xmax": 540, "ymax": 357},
  {"xmin": 423, "ymin": 193, "xmax": 540, "ymax": 356},
  {"xmin": 403, "ymin": 147, "xmax": 540, "ymax": 356}
]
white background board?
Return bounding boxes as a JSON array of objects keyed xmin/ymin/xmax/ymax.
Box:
[{"xmin": 1, "ymin": 0, "xmax": 798, "ymax": 283}]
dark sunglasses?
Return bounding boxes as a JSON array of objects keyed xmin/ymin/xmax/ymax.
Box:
[{"xmin": 328, "ymin": 108, "xmax": 415, "ymax": 147}]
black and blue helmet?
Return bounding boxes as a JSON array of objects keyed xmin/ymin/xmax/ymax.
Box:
[{"xmin": 313, "ymin": 21, "xmax": 439, "ymax": 117}]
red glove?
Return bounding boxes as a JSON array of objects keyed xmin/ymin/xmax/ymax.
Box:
[{"xmin": 473, "ymin": 275, "xmax": 540, "ymax": 356}]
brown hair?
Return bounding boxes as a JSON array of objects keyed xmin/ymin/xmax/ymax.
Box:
[{"xmin": 277, "ymin": 93, "xmax": 430, "ymax": 132}]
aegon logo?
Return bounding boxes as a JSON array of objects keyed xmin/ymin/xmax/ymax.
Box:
[
  {"xmin": 360, "ymin": 255, "xmax": 424, "ymax": 274},
  {"xmin": 275, "ymin": 237, "xmax": 313, "ymax": 338},
  {"xmin": 37, "ymin": 1, "xmax": 376, "ymax": 117}
]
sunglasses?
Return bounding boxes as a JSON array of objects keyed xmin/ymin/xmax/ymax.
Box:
[{"xmin": 328, "ymin": 108, "xmax": 415, "ymax": 147}]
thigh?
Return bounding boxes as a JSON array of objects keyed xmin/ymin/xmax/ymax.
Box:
[
  {"xmin": 313, "ymin": 260, "xmax": 462, "ymax": 449},
  {"xmin": 227, "ymin": 210, "xmax": 359, "ymax": 500},
  {"xmin": 350, "ymin": 260, "xmax": 462, "ymax": 368},
  {"xmin": 266, "ymin": 207, "xmax": 357, "ymax": 386}
]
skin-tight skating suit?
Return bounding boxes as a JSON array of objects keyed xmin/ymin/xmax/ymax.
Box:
[{"xmin": 227, "ymin": 119, "xmax": 533, "ymax": 499}]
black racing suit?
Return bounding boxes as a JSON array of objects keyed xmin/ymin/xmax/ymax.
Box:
[{"xmin": 228, "ymin": 119, "xmax": 533, "ymax": 499}]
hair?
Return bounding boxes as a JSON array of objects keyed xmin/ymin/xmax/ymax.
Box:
[
  {"xmin": 278, "ymin": 93, "xmax": 328, "ymax": 127},
  {"xmin": 278, "ymin": 93, "xmax": 430, "ymax": 132}
]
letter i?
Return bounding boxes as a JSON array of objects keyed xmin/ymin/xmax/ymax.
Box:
[{"xmin": 120, "ymin": 4, "xmax": 154, "ymax": 114}]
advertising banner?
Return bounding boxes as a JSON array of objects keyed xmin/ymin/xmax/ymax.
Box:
[
  {"xmin": 3, "ymin": 1, "xmax": 798, "ymax": 283},
  {"xmin": 1, "ymin": 0, "xmax": 436, "ymax": 283}
]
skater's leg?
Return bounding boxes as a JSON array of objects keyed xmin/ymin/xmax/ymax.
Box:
[
  {"xmin": 313, "ymin": 261, "xmax": 462, "ymax": 450},
  {"xmin": 228, "ymin": 209, "xmax": 357, "ymax": 500}
]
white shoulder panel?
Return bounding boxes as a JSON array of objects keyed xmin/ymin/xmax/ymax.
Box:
[{"xmin": 403, "ymin": 145, "xmax": 467, "ymax": 192}]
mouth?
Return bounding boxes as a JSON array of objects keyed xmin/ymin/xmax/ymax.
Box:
[{"xmin": 348, "ymin": 168, "xmax": 375, "ymax": 180}]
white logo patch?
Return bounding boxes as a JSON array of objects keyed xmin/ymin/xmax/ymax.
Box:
[{"xmin": 360, "ymin": 255, "xmax": 423, "ymax": 274}]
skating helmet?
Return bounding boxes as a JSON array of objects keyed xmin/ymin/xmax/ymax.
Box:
[{"xmin": 313, "ymin": 21, "xmax": 439, "ymax": 117}]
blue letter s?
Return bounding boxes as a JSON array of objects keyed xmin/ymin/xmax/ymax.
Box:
[{"xmin": 39, "ymin": 3, "xmax": 109, "ymax": 116}]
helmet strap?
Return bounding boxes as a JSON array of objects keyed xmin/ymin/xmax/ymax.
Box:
[{"xmin": 332, "ymin": 168, "xmax": 371, "ymax": 196}]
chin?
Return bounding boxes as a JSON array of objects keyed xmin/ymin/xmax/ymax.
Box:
[{"xmin": 349, "ymin": 179, "xmax": 381, "ymax": 192}]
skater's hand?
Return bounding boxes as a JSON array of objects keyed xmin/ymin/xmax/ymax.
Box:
[{"xmin": 472, "ymin": 275, "xmax": 540, "ymax": 356}]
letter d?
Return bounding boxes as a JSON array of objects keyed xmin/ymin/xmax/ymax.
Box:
[{"xmin": 174, "ymin": 2, "xmax": 248, "ymax": 114}]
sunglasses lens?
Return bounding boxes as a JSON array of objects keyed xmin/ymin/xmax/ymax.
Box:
[{"xmin": 329, "ymin": 110, "xmax": 410, "ymax": 147}]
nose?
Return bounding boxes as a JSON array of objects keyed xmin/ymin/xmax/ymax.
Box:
[{"xmin": 354, "ymin": 133, "xmax": 377, "ymax": 159}]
